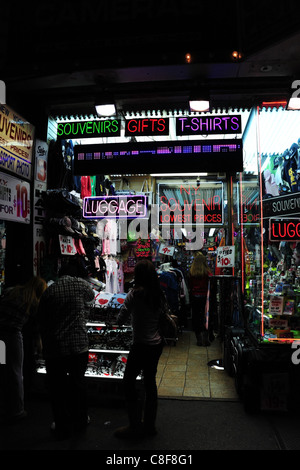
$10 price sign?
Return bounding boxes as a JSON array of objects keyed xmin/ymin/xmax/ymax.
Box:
[{"xmin": 216, "ymin": 245, "xmax": 235, "ymax": 267}]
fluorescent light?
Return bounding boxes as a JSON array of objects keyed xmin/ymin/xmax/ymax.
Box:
[
  {"xmin": 95, "ymin": 103, "xmax": 116, "ymax": 116},
  {"xmin": 287, "ymin": 97, "xmax": 300, "ymax": 110},
  {"xmin": 189, "ymin": 99, "xmax": 210, "ymax": 112}
]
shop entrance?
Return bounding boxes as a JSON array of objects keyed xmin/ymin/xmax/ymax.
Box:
[{"xmin": 107, "ymin": 173, "xmax": 241, "ymax": 400}]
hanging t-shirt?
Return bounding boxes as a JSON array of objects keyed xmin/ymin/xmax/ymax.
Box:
[{"xmin": 81, "ymin": 176, "xmax": 92, "ymax": 199}]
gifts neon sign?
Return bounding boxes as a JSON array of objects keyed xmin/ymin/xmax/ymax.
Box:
[
  {"xmin": 83, "ymin": 195, "xmax": 148, "ymax": 219},
  {"xmin": 125, "ymin": 118, "xmax": 169, "ymax": 136}
]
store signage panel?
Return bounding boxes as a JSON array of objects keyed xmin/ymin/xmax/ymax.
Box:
[
  {"xmin": 74, "ymin": 139, "xmax": 243, "ymax": 175},
  {"xmin": 237, "ymin": 182, "xmax": 260, "ymax": 225},
  {"xmin": 125, "ymin": 118, "xmax": 169, "ymax": 136},
  {"xmin": 269, "ymin": 218, "xmax": 300, "ymax": 242},
  {"xmin": 83, "ymin": 195, "xmax": 148, "ymax": 219},
  {"xmin": 57, "ymin": 119, "xmax": 121, "ymax": 139},
  {"xmin": 0, "ymin": 104, "xmax": 34, "ymax": 180},
  {"xmin": 263, "ymin": 192, "xmax": 300, "ymax": 218},
  {"xmin": 158, "ymin": 182, "xmax": 223, "ymax": 225},
  {"xmin": 176, "ymin": 115, "xmax": 242, "ymax": 135},
  {"xmin": 0, "ymin": 172, "xmax": 30, "ymax": 224}
]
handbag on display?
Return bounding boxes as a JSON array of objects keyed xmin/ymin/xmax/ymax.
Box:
[{"xmin": 123, "ymin": 248, "xmax": 136, "ymax": 273}]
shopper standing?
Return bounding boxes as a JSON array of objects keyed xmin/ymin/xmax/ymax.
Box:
[
  {"xmin": 0, "ymin": 276, "xmax": 47, "ymax": 422},
  {"xmin": 37, "ymin": 260, "xmax": 94, "ymax": 440},
  {"xmin": 114, "ymin": 259, "xmax": 174, "ymax": 439},
  {"xmin": 188, "ymin": 252, "xmax": 212, "ymax": 346}
]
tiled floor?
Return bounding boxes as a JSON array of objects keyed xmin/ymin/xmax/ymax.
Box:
[{"xmin": 157, "ymin": 331, "xmax": 239, "ymax": 400}]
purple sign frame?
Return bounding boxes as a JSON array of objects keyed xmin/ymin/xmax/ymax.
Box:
[{"xmin": 83, "ymin": 195, "xmax": 148, "ymax": 219}]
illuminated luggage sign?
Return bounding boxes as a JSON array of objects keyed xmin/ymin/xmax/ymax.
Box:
[
  {"xmin": 269, "ymin": 219, "xmax": 300, "ymax": 241},
  {"xmin": 176, "ymin": 115, "xmax": 242, "ymax": 135},
  {"xmin": 74, "ymin": 139, "xmax": 243, "ymax": 175},
  {"xmin": 83, "ymin": 195, "xmax": 148, "ymax": 219},
  {"xmin": 57, "ymin": 119, "xmax": 121, "ymax": 139},
  {"xmin": 158, "ymin": 182, "xmax": 223, "ymax": 225}
]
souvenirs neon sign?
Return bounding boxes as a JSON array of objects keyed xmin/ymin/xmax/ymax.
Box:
[
  {"xmin": 57, "ymin": 119, "xmax": 121, "ymax": 139},
  {"xmin": 83, "ymin": 195, "xmax": 148, "ymax": 219}
]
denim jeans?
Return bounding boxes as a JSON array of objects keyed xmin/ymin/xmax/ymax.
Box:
[
  {"xmin": 0, "ymin": 329, "xmax": 25, "ymax": 417},
  {"xmin": 122, "ymin": 342, "xmax": 164, "ymax": 429}
]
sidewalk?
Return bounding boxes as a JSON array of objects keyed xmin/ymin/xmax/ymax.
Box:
[{"xmin": 1, "ymin": 391, "xmax": 300, "ymax": 451}]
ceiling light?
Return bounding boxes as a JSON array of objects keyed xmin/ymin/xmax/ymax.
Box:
[
  {"xmin": 95, "ymin": 103, "xmax": 116, "ymax": 116},
  {"xmin": 95, "ymin": 92, "xmax": 116, "ymax": 116},
  {"xmin": 189, "ymin": 90, "xmax": 210, "ymax": 112},
  {"xmin": 287, "ymin": 97, "xmax": 300, "ymax": 110}
]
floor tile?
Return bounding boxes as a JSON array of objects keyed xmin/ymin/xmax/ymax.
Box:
[{"xmin": 158, "ymin": 331, "xmax": 238, "ymax": 400}]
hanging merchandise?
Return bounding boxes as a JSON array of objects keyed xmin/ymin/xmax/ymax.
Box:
[
  {"xmin": 215, "ymin": 230, "xmax": 225, "ymax": 275},
  {"xmin": 123, "ymin": 247, "xmax": 136, "ymax": 273},
  {"xmin": 81, "ymin": 175, "xmax": 92, "ymax": 199},
  {"xmin": 135, "ymin": 237, "xmax": 151, "ymax": 258}
]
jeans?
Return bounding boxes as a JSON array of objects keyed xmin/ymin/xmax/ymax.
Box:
[
  {"xmin": 123, "ymin": 342, "xmax": 163, "ymax": 429},
  {"xmin": 191, "ymin": 296, "xmax": 207, "ymax": 336},
  {"xmin": 45, "ymin": 351, "xmax": 89, "ymax": 435},
  {"xmin": 0, "ymin": 329, "xmax": 25, "ymax": 417}
]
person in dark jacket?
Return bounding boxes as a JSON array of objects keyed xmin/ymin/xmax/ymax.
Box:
[
  {"xmin": 0, "ymin": 276, "xmax": 47, "ymax": 422},
  {"xmin": 188, "ymin": 252, "xmax": 212, "ymax": 346},
  {"xmin": 114, "ymin": 259, "xmax": 174, "ymax": 439}
]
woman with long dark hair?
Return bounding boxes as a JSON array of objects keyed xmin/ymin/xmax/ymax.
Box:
[{"xmin": 114, "ymin": 259, "xmax": 172, "ymax": 439}]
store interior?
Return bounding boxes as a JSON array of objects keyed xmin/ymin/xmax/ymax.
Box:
[{"xmin": 29, "ymin": 105, "xmax": 300, "ymax": 404}]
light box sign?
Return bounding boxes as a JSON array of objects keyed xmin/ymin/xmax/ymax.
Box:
[
  {"xmin": 263, "ymin": 192, "xmax": 300, "ymax": 218},
  {"xmin": 158, "ymin": 182, "xmax": 223, "ymax": 225},
  {"xmin": 269, "ymin": 219, "xmax": 300, "ymax": 242},
  {"xmin": 0, "ymin": 172, "xmax": 30, "ymax": 224},
  {"xmin": 0, "ymin": 104, "xmax": 34, "ymax": 180},
  {"xmin": 74, "ymin": 139, "xmax": 243, "ymax": 175},
  {"xmin": 57, "ymin": 119, "xmax": 121, "ymax": 139},
  {"xmin": 176, "ymin": 115, "xmax": 242, "ymax": 135},
  {"xmin": 125, "ymin": 118, "xmax": 169, "ymax": 136},
  {"xmin": 83, "ymin": 195, "xmax": 148, "ymax": 219}
]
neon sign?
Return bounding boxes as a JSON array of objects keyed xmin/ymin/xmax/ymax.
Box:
[
  {"xmin": 269, "ymin": 219, "xmax": 300, "ymax": 241},
  {"xmin": 57, "ymin": 119, "xmax": 121, "ymax": 139},
  {"xmin": 83, "ymin": 195, "xmax": 148, "ymax": 219},
  {"xmin": 125, "ymin": 118, "xmax": 169, "ymax": 136},
  {"xmin": 176, "ymin": 115, "xmax": 242, "ymax": 135},
  {"xmin": 158, "ymin": 182, "xmax": 223, "ymax": 225}
]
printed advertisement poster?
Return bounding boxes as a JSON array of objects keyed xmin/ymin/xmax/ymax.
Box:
[
  {"xmin": 0, "ymin": 171, "xmax": 30, "ymax": 223},
  {"xmin": 0, "ymin": 104, "xmax": 35, "ymax": 180}
]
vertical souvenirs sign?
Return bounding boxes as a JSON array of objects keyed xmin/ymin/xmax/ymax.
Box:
[
  {"xmin": 33, "ymin": 139, "xmax": 48, "ymax": 277},
  {"xmin": 0, "ymin": 104, "xmax": 35, "ymax": 180}
]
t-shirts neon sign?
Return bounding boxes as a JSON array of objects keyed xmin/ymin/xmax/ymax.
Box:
[{"xmin": 176, "ymin": 115, "xmax": 242, "ymax": 135}]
